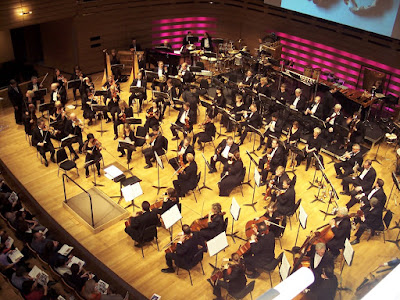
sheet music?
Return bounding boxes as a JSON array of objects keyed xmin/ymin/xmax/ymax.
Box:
[
  {"xmin": 279, "ymin": 252, "xmax": 291, "ymax": 280},
  {"xmin": 104, "ymin": 165, "xmax": 123, "ymax": 179},
  {"xmin": 97, "ymin": 279, "xmax": 109, "ymax": 294},
  {"xmin": 58, "ymin": 244, "xmax": 74, "ymax": 256},
  {"xmin": 207, "ymin": 232, "xmax": 229, "ymax": 257},
  {"xmin": 161, "ymin": 204, "xmax": 182, "ymax": 229},
  {"xmin": 5, "ymin": 236, "xmax": 14, "ymax": 249},
  {"xmin": 28, "ymin": 265, "xmax": 49, "ymax": 286},
  {"xmin": 155, "ymin": 152, "xmax": 164, "ymax": 169},
  {"xmin": 343, "ymin": 238, "xmax": 354, "ymax": 266},
  {"xmin": 121, "ymin": 182, "xmax": 143, "ymax": 202},
  {"xmin": 8, "ymin": 248, "xmax": 24, "ymax": 263},
  {"xmin": 254, "ymin": 167, "xmax": 261, "ymax": 187},
  {"xmin": 67, "ymin": 256, "xmax": 85, "ymax": 268},
  {"xmin": 230, "ymin": 197, "xmax": 241, "ymax": 221},
  {"xmin": 299, "ymin": 205, "xmax": 308, "ymax": 229}
]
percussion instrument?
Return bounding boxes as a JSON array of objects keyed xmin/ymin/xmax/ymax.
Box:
[{"xmin": 385, "ymin": 133, "xmax": 397, "ymax": 144}]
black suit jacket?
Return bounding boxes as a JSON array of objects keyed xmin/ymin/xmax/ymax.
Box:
[
  {"xmin": 306, "ymin": 102, "xmax": 325, "ymax": 119},
  {"xmin": 242, "ymin": 76, "xmax": 255, "ymax": 87},
  {"xmin": 250, "ymin": 231, "xmax": 275, "ymax": 265},
  {"xmin": 180, "ymin": 70, "xmax": 194, "ymax": 83},
  {"xmin": 177, "ymin": 141, "xmax": 195, "ymax": 164},
  {"xmin": 362, "ymin": 188, "xmax": 386, "ymax": 209},
  {"xmin": 151, "ymin": 135, "xmax": 166, "ymax": 156},
  {"xmin": 207, "ymin": 213, "xmax": 225, "ymax": 236},
  {"xmin": 131, "ymin": 79, "xmax": 147, "ymax": 100},
  {"xmin": 7, "ymin": 85, "xmax": 23, "ymax": 107},
  {"xmin": 330, "ymin": 217, "xmax": 351, "ymax": 250},
  {"xmin": 244, "ymin": 111, "xmax": 261, "ymax": 128},
  {"xmin": 356, "ymin": 167, "xmax": 376, "ymax": 192},
  {"xmin": 289, "ymin": 95, "xmax": 307, "ymax": 112},
  {"xmin": 64, "ymin": 119, "xmax": 82, "ymax": 138},
  {"xmin": 348, "ymin": 151, "xmax": 363, "ymax": 168},
  {"xmin": 308, "ymin": 245, "xmax": 335, "ymax": 283},
  {"xmin": 215, "ymin": 140, "xmax": 239, "ymax": 156},
  {"xmin": 265, "ymin": 117, "xmax": 284, "ymax": 137},
  {"xmin": 175, "ymin": 232, "xmax": 204, "ymax": 268},
  {"xmin": 272, "ymin": 172, "xmax": 290, "ymax": 190},
  {"xmin": 274, "ymin": 90, "xmax": 290, "ymax": 104},
  {"xmin": 177, "ymin": 161, "xmax": 198, "ymax": 190},
  {"xmin": 364, "ymin": 206, "xmax": 383, "ymax": 230},
  {"xmin": 257, "ymin": 84, "xmax": 271, "ymax": 97},
  {"xmin": 32, "ymin": 127, "xmax": 52, "ymax": 147},
  {"xmin": 325, "ymin": 109, "xmax": 344, "ymax": 128},
  {"xmin": 129, "ymin": 210, "xmax": 160, "ymax": 231},
  {"xmin": 270, "ymin": 146, "xmax": 285, "ymax": 171},
  {"xmin": 276, "ymin": 186, "xmax": 295, "ymax": 215},
  {"xmin": 117, "ymin": 107, "xmax": 134, "ymax": 118}
]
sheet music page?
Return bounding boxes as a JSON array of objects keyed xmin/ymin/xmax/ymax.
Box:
[
  {"xmin": 299, "ymin": 204, "xmax": 308, "ymax": 229},
  {"xmin": 8, "ymin": 248, "xmax": 24, "ymax": 263},
  {"xmin": 28, "ymin": 265, "xmax": 49, "ymax": 285},
  {"xmin": 121, "ymin": 182, "xmax": 143, "ymax": 202},
  {"xmin": 279, "ymin": 253, "xmax": 291, "ymax": 280},
  {"xmin": 97, "ymin": 279, "xmax": 109, "ymax": 294},
  {"xmin": 155, "ymin": 152, "xmax": 164, "ymax": 169},
  {"xmin": 104, "ymin": 165, "xmax": 123, "ymax": 179},
  {"xmin": 67, "ymin": 256, "xmax": 85, "ymax": 268},
  {"xmin": 58, "ymin": 244, "xmax": 74, "ymax": 256},
  {"xmin": 230, "ymin": 197, "xmax": 241, "ymax": 221},
  {"xmin": 254, "ymin": 167, "xmax": 261, "ymax": 187},
  {"xmin": 161, "ymin": 204, "xmax": 182, "ymax": 229},
  {"xmin": 343, "ymin": 238, "xmax": 354, "ymax": 266},
  {"xmin": 207, "ymin": 232, "xmax": 229, "ymax": 257}
]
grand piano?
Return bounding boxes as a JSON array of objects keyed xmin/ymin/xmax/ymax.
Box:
[{"xmin": 145, "ymin": 47, "xmax": 182, "ymax": 75}]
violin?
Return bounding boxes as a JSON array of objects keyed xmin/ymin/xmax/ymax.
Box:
[
  {"xmin": 93, "ymin": 138, "xmax": 104, "ymax": 151},
  {"xmin": 245, "ymin": 216, "xmax": 269, "ymax": 238},
  {"xmin": 190, "ymin": 212, "xmax": 226, "ymax": 232},
  {"xmin": 165, "ymin": 233, "xmax": 192, "ymax": 254},
  {"xmin": 146, "ymin": 108, "xmax": 154, "ymax": 119},
  {"xmin": 184, "ymin": 116, "xmax": 190, "ymax": 130},
  {"xmin": 209, "ymin": 261, "xmax": 243, "ymax": 285}
]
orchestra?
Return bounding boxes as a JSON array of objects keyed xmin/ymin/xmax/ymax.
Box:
[{"xmin": 10, "ymin": 35, "xmax": 400, "ymax": 300}]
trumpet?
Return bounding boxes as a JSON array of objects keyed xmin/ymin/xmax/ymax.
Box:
[{"xmin": 338, "ymin": 151, "xmax": 353, "ymax": 162}]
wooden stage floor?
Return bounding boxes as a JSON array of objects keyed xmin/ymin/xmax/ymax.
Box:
[{"xmin": 0, "ymin": 78, "xmax": 399, "ymax": 300}]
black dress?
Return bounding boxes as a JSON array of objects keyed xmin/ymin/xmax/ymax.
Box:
[{"xmin": 219, "ymin": 159, "xmax": 244, "ymax": 196}]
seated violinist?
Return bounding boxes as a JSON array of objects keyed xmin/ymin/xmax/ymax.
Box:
[
  {"xmin": 173, "ymin": 153, "xmax": 197, "ymax": 197},
  {"xmin": 265, "ymin": 166, "xmax": 289, "ymax": 202},
  {"xmin": 153, "ymin": 188, "xmax": 180, "ymax": 216},
  {"xmin": 350, "ymin": 197, "xmax": 383, "ymax": 245},
  {"xmin": 274, "ymin": 179, "xmax": 295, "ymax": 217},
  {"xmin": 243, "ymin": 222, "xmax": 283, "ymax": 279},
  {"xmin": 113, "ymin": 100, "xmax": 133, "ymax": 140},
  {"xmin": 143, "ymin": 126, "xmax": 165, "ymax": 169},
  {"xmin": 170, "ymin": 102, "xmax": 195, "ymax": 140},
  {"xmin": 32, "ymin": 119, "xmax": 55, "ymax": 167},
  {"xmin": 161, "ymin": 224, "xmax": 204, "ymax": 274},
  {"xmin": 192, "ymin": 116, "xmax": 216, "ymax": 151},
  {"xmin": 63, "ymin": 112, "xmax": 84, "ymax": 161},
  {"xmin": 261, "ymin": 202, "xmax": 282, "ymax": 238},
  {"xmin": 129, "ymin": 72, "xmax": 147, "ymax": 112},
  {"xmin": 218, "ymin": 152, "xmax": 244, "ymax": 197},
  {"xmin": 196, "ymin": 203, "xmax": 225, "ymax": 241},
  {"xmin": 125, "ymin": 201, "xmax": 161, "ymax": 247},
  {"xmin": 259, "ymin": 139, "xmax": 285, "ymax": 186},
  {"xmin": 49, "ymin": 101, "xmax": 66, "ymax": 141},
  {"xmin": 169, "ymin": 137, "xmax": 195, "ymax": 171},
  {"xmin": 23, "ymin": 103, "xmax": 37, "ymax": 136},
  {"xmin": 211, "ymin": 253, "xmax": 247, "ymax": 300},
  {"xmin": 144, "ymin": 102, "xmax": 161, "ymax": 134},
  {"xmin": 326, "ymin": 207, "xmax": 351, "ymax": 257},
  {"xmin": 209, "ymin": 136, "xmax": 239, "ymax": 174},
  {"xmin": 117, "ymin": 124, "xmax": 136, "ymax": 164},
  {"xmin": 83, "ymin": 133, "xmax": 102, "ymax": 178}
]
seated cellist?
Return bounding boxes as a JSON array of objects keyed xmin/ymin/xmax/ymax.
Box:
[{"xmin": 193, "ymin": 203, "xmax": 225, "ymax": 242}]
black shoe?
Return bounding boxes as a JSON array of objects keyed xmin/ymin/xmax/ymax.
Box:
[
  {"xmin": 44, "ymin": 160, "xmax": 49, "ymax": 167},
  {"xmin": 144, "ymin": 164, "xmax": 152, "ymax": 169},
  {"xmin": 350, "ymin": 238, "xmax": 360, "ymax": 245},
  {"xmin": 262, "ymin": 149, "xmax": 267, "ymax": 154},
  {"xmin": 257, "ymin": 146, "xmax": 262, "ymax": 151},
  {"xmin": 305, "ymin": 166, "xmax": 309, "ymax": 172},
  {"xmin": 171, "ymin": 136, "xmax": 179, "ymax": 141},
  {"xmin": 73, "ymin": 154, "xmax": 79, "ymax": 161},
  {"xmin": 114, "ymin": 135, "xmax": 118, "ymax": 140},
  {"xmin": 78, "ymin": 149, "xmax": 83, "ymax": 154},
  {"xmin": 247, "ymin": 271, "xmax": 260, "ymax": 279},
  {"xmin": 119, "ymin": 153, "xmax": 125, "ymax": 157},
  {"xmin": 161, "ymin": 267, "xmax": 175, "ymax": 273},
  {"xmin": 50, "ymin": 156, "xmax": 55, "ymax": 163},
  {"xmin": 86, "ymin": 174, "xmax": 90, "ymax": 178},
  {"xmin": 127, "ymin": 159, "xmax": 131, "ymax": 164},
  {"xmin": 260, "ymin": 181, "xmax": 266, "ymax": 186},
  {"xmin": 336, "ymin": 175, "xmax": 343, "ymax": 179},
  {"xmin": 88, "ymin": 120, "xmax": 93, "ymax": 126},
  {"xmin": 340, "ymin": 191, "xmax": 350, "ymax": 196},
  {"xmin": 97, "ymin": 171, "xmax": 101, "ymax": 177},
  {"xmin": 208, "ymin": 168, "xmax": 216, "ymax": 174},
  {"xmin": 106, "ymin": 119, "xmax": 112, "ymax": 123},
  {"xmin": 296, "ymin": 161, "xmax": 301, "ymax": 167}
]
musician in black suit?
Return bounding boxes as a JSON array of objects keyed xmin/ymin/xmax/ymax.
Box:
[
  {"xmin": 27, "ymin": 76, "xmax": 44, "ymax": 105},
  {"xmin": 125, "ymin": 201, "xmax": 161, "ymax": 247},
  {"xmin": 244, "ymin": 222, "xmax": 283, "ymax": 278},
  {"xmin": 334, "ymin": 144, "xmax": 363, "ymax": 178},
  {"xmin": 170, "ymin": 102, "xmax": 195, "ymax": 140},
  {"xmin": 324, "ymin": 104, "xmax": 344, "ymax": 144},
  {"xmin": 209, "ymin": 137, "xmax": 239, "ymax": 173},
  {"xmin": 173, "ymin": 153, "xmax": 198, "ymax": 197},
  {"xmin": 7, "ymin": 80, "xmax": 24, "ymax": 125},
  {"xmin": 259, "ymin": 112, "xmax": 284, "ymax": 151},
  {"xmin": 296, "ymin": 127, "xmax": 324, "ymax": 171},
  {"xmin": 351, "ymin": 197, "xmax": 383, "ymax": 245},
  {"xmin": 153, "ymin": 188, "xmax": 180, "ymax": 216},
  {"xmin": 161, "ymin": 224, "xmax": 204, "ymax": 273},
  {"xmin": 182, "ymin": 85, "xmax": 199, "ymax": 122},
  {"xmin": 323, "ymin": 86, "xmax": 338, "ymax": 118},
  {"xmin": 346, "ymin": 178, "xmax": 386, "ymax": 209},
  {"xmin": 182, "ymin": 31, "xmax": 193, "ymax": 47},
  {"xmin": 274, "ymin": 83, "xmax": 290, "ymax": 105},
  {"xmin": 284, "ymin": 121, "xmax": 301, "ymax": 149},
  {"xmin": 113, "ymin": 100, "xmax": 134, "ymax": 140},
  {"xmin": 341, "ymin": 160, "xmax": 376, "ymax": 195},
  {"xmin": 143, "ymin": 126, "xmax": 166, "ymax": 169},
  {"xmin": 346, "ymin": 111, "xmax": 365, "ymax": 146},
  {"xmin": 64, "ymin": 113, "xmax": 84, "ymax": 160},
  {"xmin": 267, "ymin": 166, "xmax": 290, "ymax": 202},
  {"xmin": 212, "ymin": 253, "xmax": 247, "ymax": 300},
  {"xmin": 129, "ymin": 72, "xmax": 147, "ymax": 111},
  {"xmin": 110, "ymin": 49, "xmax": 121, "ymax": 81},
  {"xmin": 117, "ymin": 124, "xmax": 137, "ymax": 164},
  {"xmin": 254, "ymin": 77, "xmax": 271, "ymax": 97},
  {"xmin": 326, "ymin": 207, "xmax": 351, "ymax": 256},
  {"xmin": 32, "ymin": 119, "xmax": 55, "ymax": 167},
  {"xmin": 178, "ymin": 62, "xmax": 194, "ymax": 84},
  {"xmin": 144, "ymin": 102, "xmax": 161, "ymax": 134},
  {"xmin": 192, "ymin": 117, "xmax": 216, "ymax": 151},
  {"xmin": 198, "ymin": 203, "xmax": 225, "ymax": 241},
  {"xmin": 306, "ymin": 243, "xmax": 335, "ymax": 293},
  {"xmin": 69, "ymin": 66, "xmax": 85, "ymax": 101},
  {"xmin": 224, "ymin": 95, "xmax": 246, "ymax": 132},
  {"xmin": 219, "ymin": 152, "xmax": 244, "ymax": 197},
  {"xmin": 239, "ymin": 70, "xmax": 255, "ymax": 107},
  {"xmin": 152, "ymin": 61, "xmax": 168, "ymax": 92},
  {"xmin": 304, "ymin": 96, "xmax": 324, "ymax": 120},
  {"xmin": 275, "ymin": 180, "xmax": 295, "ymax": 216},
  {"xmin": 200, "ymin": 32, "xmax": 213, "ymax": 52},
  {"xmin": 259, "ymin": 139, "xmax": 284, "ymax": 185},
  {"xmin": 238, "ymin": 104, "xmax": 261, "ymax": 145},
  {"xmin": 289, "ymin": 88, "xmax": 307, "ymax": 112},
  {"xmin": 129, "ymin": 38, "xmax": 142, "ymax": 51},
  {"xmin": 169, "ymin": 137, "xmax": 195, "ymax": 171}
]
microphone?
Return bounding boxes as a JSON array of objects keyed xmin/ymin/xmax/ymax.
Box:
[{"xmin": 382, "ymin": 257, "xmax": 400, "ymax": 267}]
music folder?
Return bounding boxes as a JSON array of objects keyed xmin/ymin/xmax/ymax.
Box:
[
  {"xmin": 91, "ymin": 104, "xmax": 108, "ymax": 112},
  {"xmin": 130, "ymin": 86, "xmax": 145, "ymax": 93},
  {"xmin": 34, "ymin": 88, "xmax": 47, "ymax": 98},
  {"xmin": 67, "ymin": 79, "xmax": 81, "ymax": 90},
  {"xmin": 94, "ymin": 90, "xmax": 108, "ymax": 97},
  {"xmin": 125, "ymin": 117, "xmax": 142, "ymax": 125},
  {"xmin": 38, "ymin": 102, "xmax": 54, "ymax": 113},
  {"xmin": 153, "ymin": 91, "xmax": 169, "ymax": 99},
  {"xmin": 118, "ymin": 140, "xmax": 136, "ymax": 151},
  {"xmin": 61, "ymin": 135, "xmax": 77, "ymax": 147}
]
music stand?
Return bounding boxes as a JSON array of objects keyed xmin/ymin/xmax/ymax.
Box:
[
  {"xmin": 84, "ymin": 158, "xmax": 103, "ymax": 187},
  {"xmin": 161, "ymin": 204, "xmax": 182, "ymax": 241},
  {"xmin": 244, "ymin": 167, "xmax": 260, "ymax": 212},
  {"xmin": 67, "ymin": 79, "xmax": 82, "ymax": 108},
  {"xmin": 153, "ymin": 152, "xmax": 167, "ymax": 194},
  {"xmin": 168, "ymin": 76, "xmax": 183, "ymax": 87},
  {"xmin": 104, "ymin": 165, "xmax": 126, "ymax": 201},
  {"xmin": 130, "ymin": 86, "xmax": 145, "ymax": 112},
  {"xmin": 245, "ymin": 150, "xmax": 259, "ymax": 188},
  {"xmin": 337, "ymin": 239, "xmax": 354, "ymax": 293},
  {"xmin": 287, "ymin": 144, "xmax": 302, "ymax": 174},
  {"xmin": 248, "ymin": 125, "xmax": 264, "ymax": 155},
  {"xmin": 307, "ymin": 152, "xmax": 324, "ymax": 190},
  {"xmin": 38, "ymin": 102, "xmax": 54, "ymax": 120},
  {"xmin": 60, "ymin": 135, "xmax": 78, "ymax": 158},
  {"xmin": 118, "ymin": 141, "xmax": 136, "ymax": 174},
  {"xmin": 153, "ymin": 91, "xmax": 169, "ymax": 109},
  {"xmin": 34, "ymin": 88, "xmax": 47, "ymax": 101},
  {"xmin": 199, "ymin": 153, "xmax": 212, "ymax": 191},
  {"xmin": 207, "ymin": 231, "xmax": 229, "ymax": 271},
  {"xmin": 216, "ymin": 106, "xmax": 229, "ymax": 138},
  {"xmin": 94, "ymin": 90, "xmax": 108, "ymax": 103},
  {"xmin": 121, "ymin": 179, "xmax": 142, "ymax": 211},
  {"xmin": 125, "ymin": 118, "xmax": 142, "ymax": 125},
  {"xmin": 228, "ymin": 117, "xmax": 241, "ymax": 143},
  {"xmin": 370, "ymin": 136, "xmax": 383, "ymax": 165},
  {"xmin": 226, "ymin": 197, "xmax": 246, "ymax": 243},
  {"xmin": 91, "ymin": 104, "xmax": 108, "ymax": 136},
  {"xmin": 294, "ymin": 205, "xmax": 308, "ymax": 247},
  {"xmin": 322, "ymin": 173, "xmax": 339, "ymax": 220},
  {"xmin": 387, "ymin": 171, "xmax": 400, "ymax": 209}
]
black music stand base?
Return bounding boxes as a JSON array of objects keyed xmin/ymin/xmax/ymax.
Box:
[
  {"xmin": 226, "ymin": 219, "xmax": 247, "ymax": 243},
  {"xmin": 370, "ymin": 141, "xmax": 382, "ymax": 165},
  {"xmin": 152, "ymin": 162, "xmax": 166, "ymax": 194},
  {"xmin": 386, "ymin": 221, "xmax": 400, "ymax": 250},
  {"xmin": 91, "ymin": 165, "xmax": 104, "ymax": 187},
  {"xmin": 125, "ymin": 200, "xmax": 140, "ymax": 211},
  {"xmin": 244, "ymin": 183, "xmax": 257, "ymax": 212},
  {"xmin": 96, "ymin": 115, "xmax": 108, "ymax": 136}
]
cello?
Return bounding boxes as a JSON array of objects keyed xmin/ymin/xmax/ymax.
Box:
[{"xmin": 190, "ymin": 212, "xmax": 226, "ymax": 232}]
